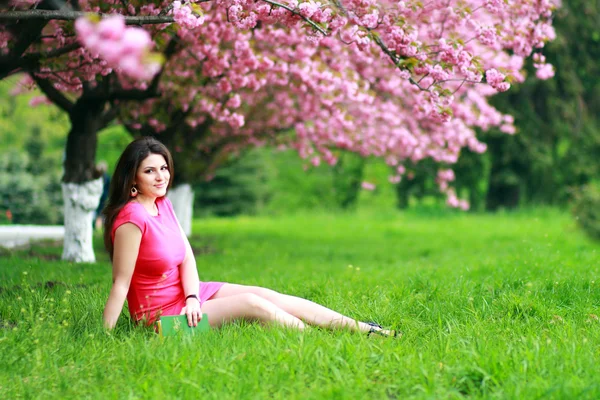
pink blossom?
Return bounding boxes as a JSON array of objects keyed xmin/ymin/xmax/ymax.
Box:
[
  {"xmin": 74, "ymin": 15, "xmax": 158, "ymax": 80},
  {"xmin": 28, "ymin": 96, "xmax": 49, "ymax": 107},
  {"xmin": 485, "ymin": 0, "xmax": 506, "ymax": 13},
  {"xmin": 361, "ymin": 182, "xmax": 376, "ymax": 191},
  {"xmin": 536, "ymin": 63, "xmax": 555, "ymax": 80},
  {"xmin": 298, "ymin": 1, "xmax": 318, "ymax": 19},
  {"xmin": 361, "ymin": 11, "xmax": 379, "ymax": 29},
  {"xmin": 121, "ymin": 29, "xmax": 152, "ymax": 56},
  {"xmin": 227, "ymin": 113, "xmax": 245, "ymax": 129},
  {"xmin": 95, "ymin": 40, "xmax": 124, "ymax": 64},
  {"xmin": 533, "ymin": 53, "xmax": 546, "ymax": 64},
  {"xmin": 437, "ymin": 169, "xmax": 455, "ymax": 182},
  {"xmin": 389, "ymin": 175, "xmax": 401, "ymax": 184},
  {"xmin": 226, "ymin": 94, "xmax": 242, "ymax": 109},
  {"xmin": 496, "ymin": 82, "xmax": 511, "ymax": 92},
  {"xmin": 97, "ymin": 15, "xmax": 126, "ymax": 40},
  {"xmin": 479, "ymin": 27, "xmax": 498, "ymax": 46},
  {"xmin": 74, "ymin": 18, "xmax": 95, "ymax": 38},
  {"xmin": 485, "ymin": 69, "xmax": 505, "ymax": 87},
  {"xmin": 500, "ymin": 124, "xmax": 516, "ymax": 134},
  {"xmin": 486, "ymin": 69, "xmax": 510, "ymax": 92},
  {"xmin": 172, "ymin": 1, "xmax": 205, "ymax": 30},
  {"xmin": 446, "ymin": 191, "xmax": 460, "ymax": 208}
]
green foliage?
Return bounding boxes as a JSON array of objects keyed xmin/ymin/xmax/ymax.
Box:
[
  {"xmin": 389, "ymin": 151, "xmax": 490, "ymax": 212},
  {"xmin": 96, "ymin": 125, "xmax": 134, "ymax": 175},
  {"xmin": 388, "ymin": 0, "xmax": 600, "ymax": 212},
  {"xmin": 0, "ymin": 75, "xmax": 68, "ymax": 162},
  {"xmin": 194, "ymin": 149, "xmax": 272, "ymax": 216},
  {"xmin": 572, "ymin": 182, "xmax": 600, "ymax": 241},
  {"xmin": 480, "ymin": 0, "xmax": 600, "ymax": 207},
  {"xmin": 331, "ymin": 152, "xmax": 365, "ymax": 209},
  {"xmin": 0, "ymin": 75, "xmax": 68, "ymax": 224},
  {"xmin": 0, "ymin": 152, "xmax": 63, "ymax": 225},
  {"xmin": 394, "ymin": 160, "xmax": 444, "ymax": 209},
  {"xmin": 354, "ymin": 157, "xmax": 401, "ymax": 210},
  {"xmin": 194, "ymin": 148, "xmax": 370, "ymax": 216},
  {"xmin": 262, "ymin": 148, "xmax": 399, "ymax": 213},
  {"xmin": 263, "ymin": 148, "xmax": 342, "ymax": 212},
  {"xmin": 1, "ymin": 211, "xmax": 599, "ymax": 398}
]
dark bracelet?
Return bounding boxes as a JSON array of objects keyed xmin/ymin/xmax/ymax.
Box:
[{"xmin": 185, "ymin": 294, "xmax": 199, "ymax": 302}]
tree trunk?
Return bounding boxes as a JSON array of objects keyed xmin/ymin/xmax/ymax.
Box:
[
  {"xmin": 61, "ymin": 178, "xmax": 103, "ymax": 262},
  {"xmin": 61, "ymin": 99, "xmax": 104, "ymax": 262},
  {"xmin": 168, "ymin": 183, "xmax": 194, "ymax": 237},
  {"xmin": 63, "ymin": 100, "xmax": 103, "ymax": 183}
]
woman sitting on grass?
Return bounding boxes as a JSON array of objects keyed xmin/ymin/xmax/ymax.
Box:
[{"xmin": 102, "ymin": 137, "xmax": 395, "ymax": 337}]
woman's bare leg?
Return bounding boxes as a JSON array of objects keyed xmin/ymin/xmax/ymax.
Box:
[
  {"xmin": 210, "ymin": 284, "xmax": 390, "ymax": 334},
  {"xmin": 201, "ymin": 292, "xmax": 305, "ymax": 329}
]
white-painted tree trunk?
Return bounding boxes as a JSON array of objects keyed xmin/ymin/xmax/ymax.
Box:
[
  {"xmin": 168, "ymin": 183, "xmax": 194, "ymax": 237},
  {"xmin": 61, "ymin": 178, "xmax": 103, "ymax": 262}
]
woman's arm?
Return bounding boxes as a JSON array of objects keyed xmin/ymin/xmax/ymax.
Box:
[{"xmin": 103, "ymin": 223, "xmax": 142, "ymax": 329}]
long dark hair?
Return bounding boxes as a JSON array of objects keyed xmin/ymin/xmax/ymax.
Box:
[{"xmin": 103, "ymin": 136, "xmax": 174, "ymax": 259}]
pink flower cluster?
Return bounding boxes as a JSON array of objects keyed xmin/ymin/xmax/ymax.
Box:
[
  {"xmin": 28, "ymin": 96, "xmax": 52, "ymax": 107},
  {"xmin": 172, "ymin": 1, "xmax": 205, "ymax": 30},
  {"xmin": 436, "ymin": 169, "xmax": 455, "ymax": 191},
  {"xmin": 485, "ymin": 69, "xmax": 510, "ymax": 92},
  {"xmin": 536, "ymin": 63, "xmax": 555, "ymax": 80},
  {"xmin": 447, "ymin": 190, "xmax": 470, "ymax": 210},
  {"xmin": 361, "ymin": 182, "xmax": 376, "ymax": 191},
  {"xmin": 74, "ymin": 15, "xmax": 160, "ymax": 80},
  {"xmin": 533, "ymin": 54, "xmax": 555, "ymax": 79},
  {"xmin": 0, "ymin": 29, "xmax": 11, "ymax": 55}
]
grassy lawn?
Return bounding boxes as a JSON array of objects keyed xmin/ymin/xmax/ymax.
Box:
[{"xmin": 1, "ymin": 209, "xmax": 599, "ymax": 399}]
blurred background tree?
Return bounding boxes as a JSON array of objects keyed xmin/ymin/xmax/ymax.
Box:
[
  {"xmin": 391, "ymin": 0, "xmax": 600, "ymax": 214},
  {"xmin": 480, "ymin": 0, "xmax": 600, "ymax": 209},
  {"xmin": 0, "ymin": 77, "xmax": 66, "ymax": 225}
]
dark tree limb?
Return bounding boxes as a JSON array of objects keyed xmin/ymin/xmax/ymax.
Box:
[
  {"xmin": 0, "ymin": 0, "xmax": 65, "ymax": 79},
  {"xmin": 100, "ymin": 105, "xmax": 119, "ymax": 128},
  {"xmin": 30, "ymin": 74, "xmax": 75, "ymax": 112},
  {"xmin": 0, "ymin": 10, "xmax": 175, "ymax": 25},
  {"xmin": 0, "ymin": 42, "xmax": 81, "ymax": 77}
]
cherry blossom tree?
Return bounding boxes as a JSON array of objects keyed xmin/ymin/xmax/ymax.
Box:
[
  {"xmin": 119, "ymin": 0, "xmax": 559, "ymax": 223},
  {"xmin": 1, "ymin": 0, "xmax": 559, "ymax": 261}
]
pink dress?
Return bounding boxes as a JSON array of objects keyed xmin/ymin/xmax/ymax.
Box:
[{"xmin": 112, "ymin": 196, "xmax": 224, "ymax": 324}]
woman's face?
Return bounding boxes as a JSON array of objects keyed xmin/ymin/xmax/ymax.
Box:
[{"xmin": 134, "ymin": 153, "xmax": 170, "ymax": 199}]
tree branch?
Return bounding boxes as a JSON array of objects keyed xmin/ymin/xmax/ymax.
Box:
[
  {"xmin": 0, "ymin": 41, "xmax": 82, "ymax": 76},
  {"xmin": 369, "ymin": 31, "xmax": 427, "ymax": 91},
  {"xmin": 2, "ymin": 1, "xmax": 330, "ymax": 35},
  {"xmin": 30, "ymin": 74, "xmax": 75, "ymax": 112},
  {"xmin": 100, "ymin": 105, "xmax": 119, "ymax": 128},
  {"xmin": 259, "ymin": 0, "xmax": 328, "ymax": 36},
  {"xmin": 0, "ymin": 10, "xmax": 175, "ymax": 25},
  {"xmin": 0, "ymin": 0, "xmax": 67, "ymax": 79},
  {"xmin": 39, "ymin": 41, "xmax": 82, "ymax": 59}
]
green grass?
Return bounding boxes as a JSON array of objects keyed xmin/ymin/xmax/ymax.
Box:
[{"xmin": 1, "ymin": 209, "xmax": 599, "ymax": 399}]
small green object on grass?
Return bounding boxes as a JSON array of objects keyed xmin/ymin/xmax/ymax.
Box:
[{"xmin": 156, "ymin": 314, "xmax": 210, "ymax": 337}]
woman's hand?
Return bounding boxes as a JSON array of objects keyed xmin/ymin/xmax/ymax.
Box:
[{"xmin": 180, "ymin": 297, "xmax": 202, "ymax": 327}]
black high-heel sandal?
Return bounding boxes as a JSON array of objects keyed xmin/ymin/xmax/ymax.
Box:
[{"xmin": 366, "ymin": 322, "xmax": 399, "ymax": 338}]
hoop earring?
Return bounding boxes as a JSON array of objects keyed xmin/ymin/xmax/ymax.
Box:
[{"xmin": 130, "ymin": 186, "xmax": 138, "ymax": 197}]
